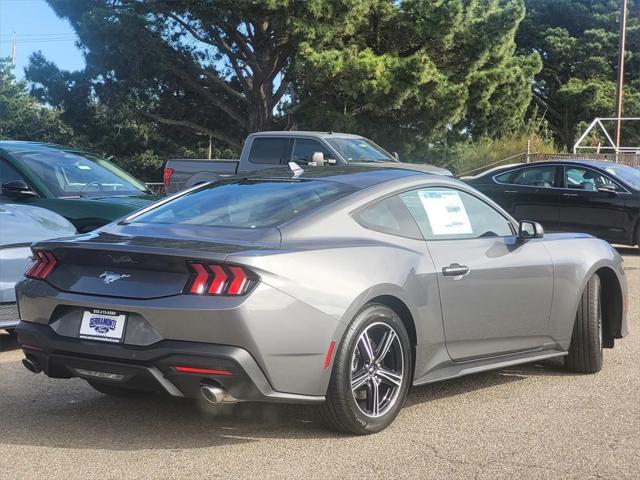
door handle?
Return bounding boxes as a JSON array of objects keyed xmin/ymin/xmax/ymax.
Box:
[
  {"xmin": 562, "ymin": 193, "xmax": 579, "ymax": 198},
  {"xmin": 442, "ymin": 263, "xmax": 470, "ymax": 277},
  {"xmin": 504, "ymin": 190, "xmax": 518, "ymax": 194}
]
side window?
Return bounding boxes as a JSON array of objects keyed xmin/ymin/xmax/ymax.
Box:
[
  {"xmin": 353, "ymin": 195, "xmax": 422, "ymax": 239},
  {"xmin": 292, "ymin": 139, "xmax": 332, "ymax": 163},
  {"xmin": 247, "ymin": 138, "xmax": 287, "ymax": 164},
  {"xmin": 0, "ymin": 158, "xmax": 26, "ymax": 186},
  {"xmin": 494, "ymin": 169, "xmax": 520, "ymax": 184},
  {"xmin": 511, "ymin": 165, "xmax": 558, "ymax": 187},
  {"xmin": 565, "ymin": 167, "xmax": 621, "ymax": 191},
  {"xmin": 400, "ymin": 187, "xmax": 514, "ymax": 240}
]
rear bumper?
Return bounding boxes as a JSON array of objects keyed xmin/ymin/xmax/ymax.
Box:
[
  {"xmin": 16, "ymin": 278, "xmax": 345, "ymax": 396},
  {"xmin": 16, "ymin": 321, "xmax": 324, "ymax": 404},
  {"xmin": 0, "ymin": 302, "xmax": 20, "ymax": 330}
]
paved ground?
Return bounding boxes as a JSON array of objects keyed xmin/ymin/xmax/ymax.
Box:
[{"xmin": 1, "ymin": 249, "xmax": 638, "ymax": 480}]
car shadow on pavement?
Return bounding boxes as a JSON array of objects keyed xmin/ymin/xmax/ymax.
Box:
[
  {"xmin": 0, "ymin": 331, "xmax": 19, "ymax": 352},
  {"xmin": 0, "ymin": 356, "xmax": 575, "ymax": 449}
]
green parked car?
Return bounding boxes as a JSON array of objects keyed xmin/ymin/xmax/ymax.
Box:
[{"xmin": 0, "ymin": 141, "xmax": 160, "ymax": 232}]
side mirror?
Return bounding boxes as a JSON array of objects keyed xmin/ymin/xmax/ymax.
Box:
[
  {"xmin": 393, "ymin": 151, "xmax": 400, "ymax": 162},
  {"xmin": 309, "ymin": 152, "xmax": 337, "ymax": 167},
  {"xmin": 309, "ymin": 152, "xmax": 326, "ymax": 166},
  {"xmin": 518, "ymin": 220, "xmax": 544, "ymax": 240},
  {"xmin": 2, "ymin": 179, "xmax": 38, "ymax": 198}
]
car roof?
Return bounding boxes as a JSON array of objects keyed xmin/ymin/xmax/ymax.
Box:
[
  {"xmin": 233, "ymin": 165, "xmax": 429, "ymax": 189},
  {"xmin": 248, "ymin": 131, "xmax": 365, "ymax": 139},
  {"xmin": 486, "ymin": 159, "xmax": 633, "ymax": 174},
  {"xmin": 0, "ymin": 140, "xmax": 85, "ymax": 155}
]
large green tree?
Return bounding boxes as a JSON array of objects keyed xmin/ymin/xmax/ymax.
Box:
[
  {"xmin": 517, "ymin": 0, "xmax": 640, "ymax": 148},
  {"xmin": 0, "ymin": 57, "xmax": 71, "ymax": 142},
  {"xmin": 28, "ymin": 0, "xmax": 538, "ymax": 161},
  {"xmin": 294, "ymin": 0, "xmax": 541, "ymax": 158}
]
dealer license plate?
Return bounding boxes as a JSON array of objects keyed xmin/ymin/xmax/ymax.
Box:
[{"xmin": 79, "ymin": 309, "xmax": 127, "ymax": 343}]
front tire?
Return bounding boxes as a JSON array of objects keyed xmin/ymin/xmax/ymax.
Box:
[
  {"xmin": 565, "ymin": 275, "xmax": 603, "ymax": 373},
  {"xmin": 88, "ymin": 381, "xmax": 153, "ymax": 398},
  {"xmin": 321, "ymin": 303, "xmax": 412, "ymax": 435}
]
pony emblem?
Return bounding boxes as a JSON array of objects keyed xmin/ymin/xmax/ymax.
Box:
[{"xmin": 99, "ymin": 271, "xmax": 131, "ymax": 284}]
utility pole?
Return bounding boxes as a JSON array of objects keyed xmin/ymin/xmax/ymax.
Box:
[
  {"xmin": 208, "ymin": 135, "xmax": 212, "ymax": 160},
  {"xmin": 614, "ymin": 0, "xmax": 628, "ymax": 150},
  {"xmin": 11, "ymin": 31, "xmax": 17, "ymax": 67}
]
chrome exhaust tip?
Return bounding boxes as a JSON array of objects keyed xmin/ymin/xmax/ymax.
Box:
[
  {"xmin": 22, "ymin": 357, "xmax": 42, "ymax": 374},
  {"xmin": 200, "ymin": 384, "xmax": 237, "ymax": 404}
]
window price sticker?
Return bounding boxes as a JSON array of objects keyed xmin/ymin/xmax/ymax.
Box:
[{"xmin": 418, "ymin": 190, "xmax": 473, "ymax": 236}]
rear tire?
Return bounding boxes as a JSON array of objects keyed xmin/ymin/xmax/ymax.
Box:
[
  {"xmin": 88, "ymin": 381, "xmax": 153, "ymax": 398},
  {"xmin": 320, "ymin": 303, "xmax": 412, "ymax": 435},
  {"xmin": 564, "ymin": 275, "xmax": 603, "ymax": 373}
]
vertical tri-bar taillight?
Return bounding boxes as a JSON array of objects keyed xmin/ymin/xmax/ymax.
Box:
[
  {"xmin": 186, "ymin": 262, "xmax": 257, "ymax": 296},
  {"xmin": 25, "ymin": 250, "xmax": 57, "ymax": 280}
]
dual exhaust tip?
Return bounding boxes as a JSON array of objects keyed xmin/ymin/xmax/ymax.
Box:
[
  {"xmin": 22, "ymin": 357, "xmax": 42, "ymax": 374},
  {"xmin": 23, "ymin": 356, "xmax": 236, "ymax": 404},
  {"xmin": 200, "ymin": 383, "xmax": 237, "ymax": 404}
]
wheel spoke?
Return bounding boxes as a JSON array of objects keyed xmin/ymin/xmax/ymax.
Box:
[
  {"xmin": 350, "ymin": 321, "xmax": 405, "ymax": 418},
  {"xmin": 377, "ymin": 368, "xmax": 402, "ymax": 388},
  {"xmin": 367, "ymin": 379, "xmax": 380, "ymax": 416},
  {"xmin": 375, "ymin": 329, "xmax": 396, "ymax": 363},
  {"xmin": 351, "ymin": 370, "xmax": 369, "ymax": 392},
  {"xmin": 359, "ymin": 331, "xmax": 375, "ymax": 362}
]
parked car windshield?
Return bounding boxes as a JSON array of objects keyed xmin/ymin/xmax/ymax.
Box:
[
  {"xmin": 601, "ymin": 163, "xmax": 640, "ymax": 190},
  {"xmin": 15, "ymin": 150, "xmax": 149, "ymax": 198},
  {"xmin": 326, "ymin": 138, "xmax": 395, "ymax": 163},
  {"xmin": 130, "ymin": 179, "xmax": 356, "ymax": 228}
]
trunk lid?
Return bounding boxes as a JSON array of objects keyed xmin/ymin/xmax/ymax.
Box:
[{"xmin": 38, "ymin": 223, "xmax": 280, "ymax": 299}]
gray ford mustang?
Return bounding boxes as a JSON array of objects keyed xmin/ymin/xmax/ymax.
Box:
[{"xmin": 15, "ymin": 166, "xmax": 628, "ymax": 434}]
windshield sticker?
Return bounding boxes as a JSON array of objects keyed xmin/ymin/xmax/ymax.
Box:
[{"xmin": 418, "ymin": 190, "xmax": 472, "ymax": 235}]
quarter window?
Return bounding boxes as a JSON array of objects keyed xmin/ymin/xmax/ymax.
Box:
[
  {"xmin": 400, "ymin": 188, "xmax": 514, "ymax": 240},
  {"xmin": 496, "ymin": 165, "xmax": 558, "ymax": 187},
  {"xmin": 247, "ymin": 138, "xmax": 287, "ymax": 165},
  {"xmin": 353, "ymin": 196, "xmax": 422, "ymax": 239}
]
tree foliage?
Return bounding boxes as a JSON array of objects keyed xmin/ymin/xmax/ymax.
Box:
[
  {"xmin": 26, "ymin": 0, "xmax": 539, "ymax": 162},
  {"xmin": 517, "ymin": 0, "xmax": 640, "ymax": 148},
  {"xmin": 0, "ymin": 57, "xmax": 71, "ymax": 142},
  {"xmin": 296, "ymin": 0, "xmax": 541, "ymax": 158}
]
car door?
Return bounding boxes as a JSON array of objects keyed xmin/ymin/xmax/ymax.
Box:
[
  {"xmin": 558, "ymin": 165, "xmax": 631, "ymax": 242},
  {"xmin": 400, "ymin": 186, "xmax": 554, "ymax": 361},
  {"xmin": 490, "ymin": 164, "xmax": 561, "ymax": 230},
  {"xmin": 290, "ymin": 138, "xmax": 334, "ymax": 164},
  {"xmin": 243, "ymin": 137, "xmax": 290, "ymax": 172}
]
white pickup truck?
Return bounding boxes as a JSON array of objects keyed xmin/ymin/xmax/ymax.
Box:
[{"xmin": 164, "ymin": 131, "xmax": 452, "ymax": 193}]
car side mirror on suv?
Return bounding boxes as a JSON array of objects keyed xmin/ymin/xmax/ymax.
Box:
[
  {"xmin": 309, "ymin": 152, "xmax": 337, "ymax": 167},
  {"xmin": 518, "ymin": 220, "xmax": 544, "ymax": 240},
  {"xmin": 1, "ymin": 179, "xmax": 38, "ymax": 198}
]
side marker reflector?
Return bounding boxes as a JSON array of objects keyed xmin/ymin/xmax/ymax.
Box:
[{"xmin": 324, "ymin": 341, "xmax": 336, "ymax": 369}]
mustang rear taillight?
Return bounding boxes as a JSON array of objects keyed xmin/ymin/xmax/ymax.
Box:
[
  {"xmin": 186, "ymin": 262, "xmax": 257, "ymax": 296},
  {"xmin": 25, "ymin": 251, "xmax": 57, "ymax": 280}
]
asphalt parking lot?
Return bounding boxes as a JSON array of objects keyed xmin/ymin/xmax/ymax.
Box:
[{"xmin": 1, "ymin": 249, "xmax": 638, "ymax": 480}]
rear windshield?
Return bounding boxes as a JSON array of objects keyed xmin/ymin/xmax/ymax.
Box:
[{"xmin": 130, "ymin": 179, "xmax": 356, "ymax": 228}]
